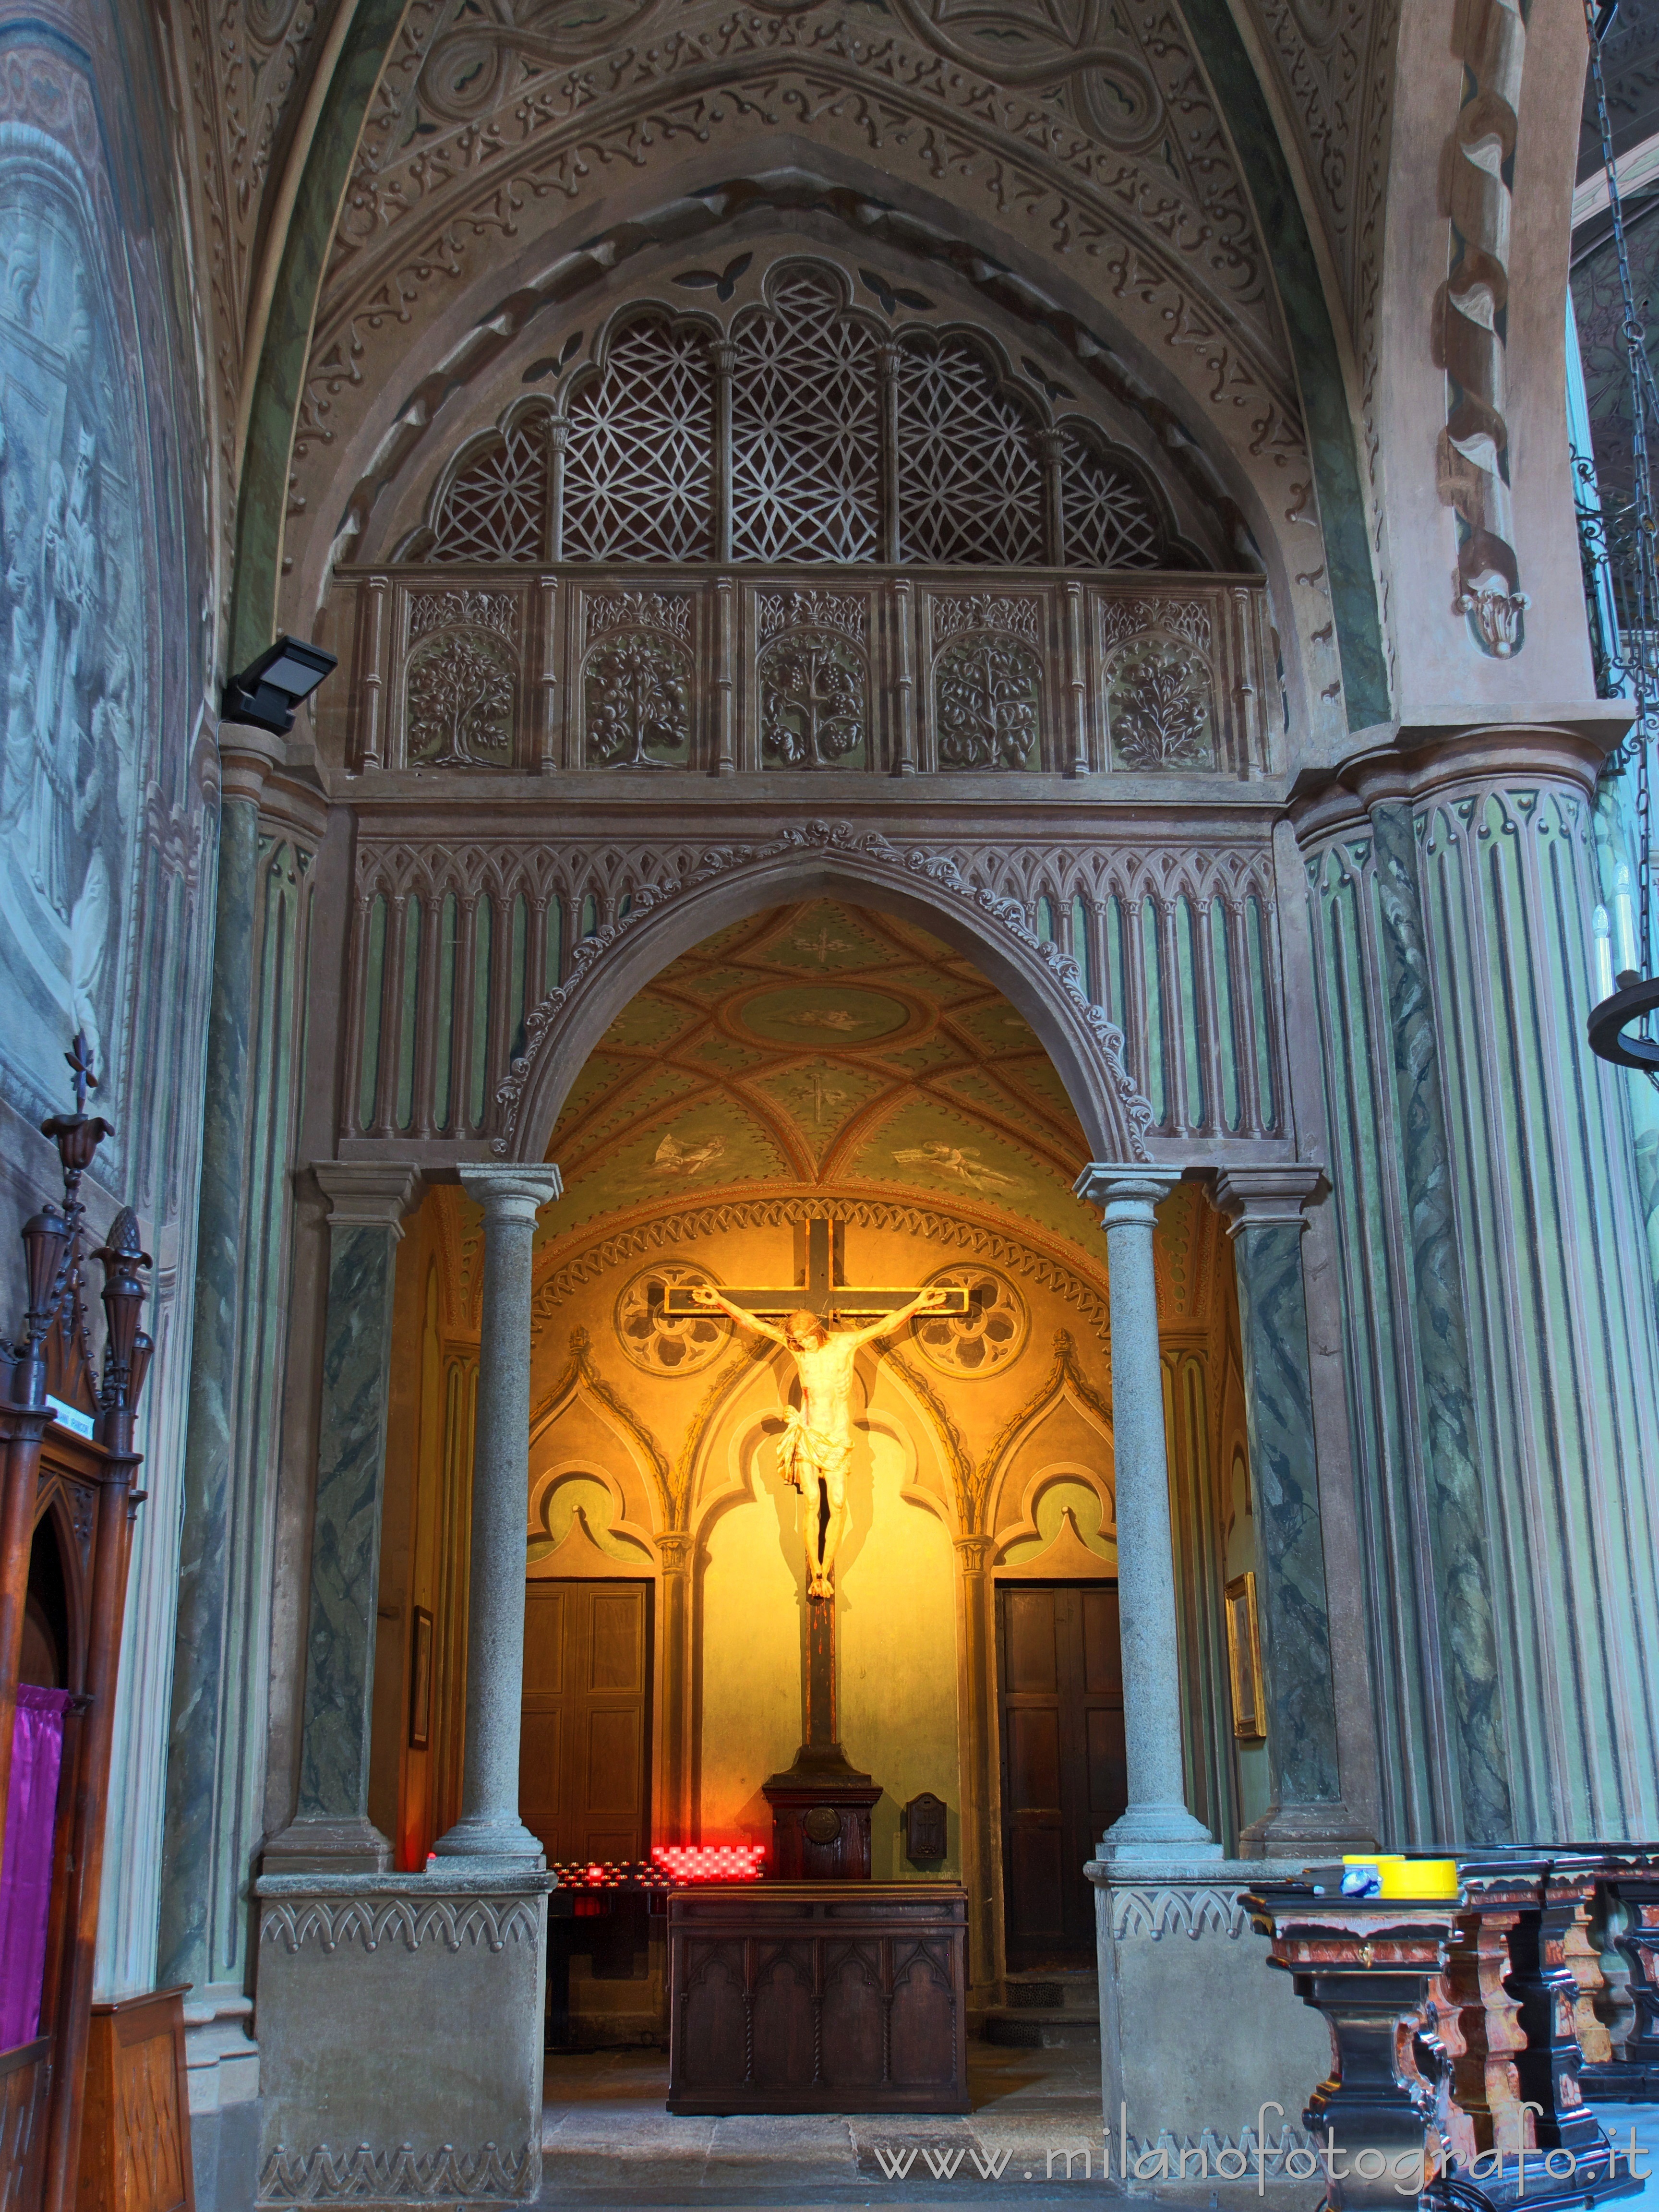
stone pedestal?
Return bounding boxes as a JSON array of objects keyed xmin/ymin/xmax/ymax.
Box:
[
  {"xmin": 1086, "ymin": 1857, "xmax": 1330, "ymax": 2187},
  {"xmin": 253, "ymin": 1871, "xmax": 553, "ymax": 2205}
]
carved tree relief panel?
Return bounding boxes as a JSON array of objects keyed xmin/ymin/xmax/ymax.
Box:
[
  {"xmin": 759, "ymin": 632, "xmax": 867, "ymax": 770},
  {"xmin": 933, "ymin": 635, "xmax": 1043, "ymax": 771},
  {"xmin": 406, "ymin": 628, "xmax": 517, "ymax": 767},
  {"xmin": 1105, "ymin": 636, "xmax": 1217, "ymax": 774}
]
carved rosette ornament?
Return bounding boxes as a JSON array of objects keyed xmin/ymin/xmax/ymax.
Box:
[
  {"xmin": 911, "ymin": 1267, "xmax": 1027, "ymax": 1378},
  {"xmin": 614, "ymin": 1263, "xmax": 730, "ymax": 1374}
]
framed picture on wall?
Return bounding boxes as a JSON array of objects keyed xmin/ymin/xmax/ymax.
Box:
[
  {"xmin": 1224, "ymin": 1573, "xmax": 1265, "ymax": 1742},
  {"xmin": 409, "ymin": 1607, "xmax": 433, "ymax": 1751}
]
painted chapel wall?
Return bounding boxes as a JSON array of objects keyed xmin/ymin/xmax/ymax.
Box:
[{"xmin": 0, "ymin": 5, "xmax": 218, "ymax": 1992}]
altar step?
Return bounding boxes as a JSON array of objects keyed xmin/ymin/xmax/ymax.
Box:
[{"xmin": 981, "ymin": 1969, "xmax": 1100, "ymax": 2047}]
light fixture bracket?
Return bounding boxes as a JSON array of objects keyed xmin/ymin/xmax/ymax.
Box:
[
  {"xmin": 222, "ymin": 635, "xmax": 337, "ymax": 735},
  {"xmin": 1588, "ymin": 976, "xmax": 1659, "ymax": 1069}
]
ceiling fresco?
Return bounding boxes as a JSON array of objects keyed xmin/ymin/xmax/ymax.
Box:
[{"xmin": 540, "ymin": 901, "xmax": 1100, "ymax": 1256}]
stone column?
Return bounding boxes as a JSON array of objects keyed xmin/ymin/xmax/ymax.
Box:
[
  {"xmin": 433, "ymin": 1164, "xmax": 563, "ymax": 1865},
  {"xmin": 265, "ymin": 1163, "xmax": 421, "ymax": 1871},
  {"xmin": 1074, "ymin": 1166, "xmax": 1219, "ymax": 1859},
  {"xmin": 1214, "ymin": 1165, "xmax": 1362, "ymax": 1854}
]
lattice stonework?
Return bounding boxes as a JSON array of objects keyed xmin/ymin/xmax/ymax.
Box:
[
  {"xmin": 896, "ymin": 338, "xmax": 1046, "ymax": 566},
  {"xmin": 418, "ymin": 260, "xmax": 1173, "ymax": 571},
  {"xmin": 431, "ymin": 420, "xmax": 547, "ymax": 562},
  {"xmin": 1061, "ymin": 429, "xmax": 1162, "ymax": 570},
  {"xmin": 562, "ymin": 321, "xmax": 714, "ymax": 563},
  {"xmin": 730, "ymin": 268, "xmax": 880, "ymax": 564}
]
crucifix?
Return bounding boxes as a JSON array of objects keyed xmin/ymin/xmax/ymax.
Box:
[{"xmin": 665, "ymin": 1221, "xmax": 966, "ymax": 1873}]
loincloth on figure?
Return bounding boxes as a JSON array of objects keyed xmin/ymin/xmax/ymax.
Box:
[{"xmin": 778, "ymin": 1407, "xmax": 852, "ymax": 1498}]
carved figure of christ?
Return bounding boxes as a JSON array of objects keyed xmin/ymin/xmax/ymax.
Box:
[{"xmin": 688, "ymin": 1286, "xmax": 953, "ymax": 1598}]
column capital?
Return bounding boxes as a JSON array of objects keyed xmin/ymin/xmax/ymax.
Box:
[
  {"xmin": 1073, "ymin": 1164, "xmax": 1181, "ymax": 1226},
  {"xmin": 313, "ymin": 1162, "xmax": 423, "ymax": 1237},
  {"xmin": 954, "ymin": 1534, "xmax": 996, "ymax": 1572},
  {"xmin": 217, "ymin": 724, "xmax": 286, "ymax": 808},
  {"xmin": 657, "ymin": 1531, "xmax": 695, "ymax": 1574},
  {"xmin": 459, "ymin": 1164, "xmax": 563, "ymax": 1226},
  {"xmin": 1212, "ymin": 1164, "xmax": 1325, "ymax": 1237}
]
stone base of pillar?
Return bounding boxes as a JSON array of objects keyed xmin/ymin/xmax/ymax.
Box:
[
  {"xmin": 1237, "ymin": 1801, "xmax": 1376, "ymax": 1859},
  {"xmin": 261, "ymin": 1812, "xmax": 393, "ymax": 1874},
  {"xmin": 182, "ymin": 1991, "xmax": 262, "ymax": 2212},
  {"xmin": 1097, "ymin": 1801, "xmax": 1223, "ymax": 1861},
  {"xmin": 430, "ymin": 1810, "xmax": 548, "ymax": 1868},
  {"xmin": 1086, "ymin": 1858, "xmax": 1331, "ymax": 2190},
  {"xmin": 252, "ymin": 1870, "xmax": 554, "ymax": 2206}
]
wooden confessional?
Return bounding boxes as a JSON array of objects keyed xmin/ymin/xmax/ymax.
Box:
[{"xmin": 0, "ymin": 1045, "xmax": 192, "ymax": 2211}]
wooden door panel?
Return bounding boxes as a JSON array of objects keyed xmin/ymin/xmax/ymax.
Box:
[
  {"xmin": 521, "ymin": 1579, "xmax": 651, "ymax": 1866},
  {"xmin": 523, "ymin": 1587, "xmax": 566, "ymax": 1694},
  {"xmin": 1081, "ymin": 1586, "xmax": 1122, "ymax": 1694},
  {"xmin": 589, "ymin": 1591, "xmax": 645, "ymax": 1690},
  {"xmin": 584, "ymin": 1708, "xmax": 643, "ymax": 1812},
  {"xmin": 998, "ymin": 1580, "xmax": 1124, "ymax": 1967},
  {"xmin": 1004, "ymin": 1707, "xmax": 1061, "ymax": 1810},
  {"xmin": 1084, "ymin": 1705, "xmax": 1127, "ymax": 1836},
  {"xmin": 1002, "ymin": 1590, "xmax": 1059, "ymax": 1693}
]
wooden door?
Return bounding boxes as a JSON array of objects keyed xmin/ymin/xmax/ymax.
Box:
[
  {"xmin": 996, "ymin": 1582, "xmax": 1125, "ymax": 1967},
  {"xmin": 520, "ymin": 1581, "xmax": 652, "ymax": 1864}
]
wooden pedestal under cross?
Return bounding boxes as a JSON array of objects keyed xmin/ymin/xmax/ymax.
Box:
[{"xmin": 665, "ymin": 1220, "xmax": 965, "ymax": 1876}]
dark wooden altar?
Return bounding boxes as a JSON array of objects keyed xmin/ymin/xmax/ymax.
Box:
[{"xmin": 666, "ymin": 1882, "xmax": 969, "ymax": 2113}]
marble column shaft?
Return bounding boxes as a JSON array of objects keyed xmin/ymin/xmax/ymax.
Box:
[
  {"xmin": 162, "ymin": 746, "xmax": 283, "ymax": 1984},
  {"xmin": 1075, "ymin": 1166, "xmax": 1218, "ymax": 1860},
  {"xmin": 267, "ymin": 1165, "xmax": 419, "ymax": 1869},
  {"xmin": 1215, "ymin": 1169, "xmax": 1344, "ymax": 1838},
  {"xmin": 433, "ymin": 1164, "xmax": 563, "ymax": 1865}
]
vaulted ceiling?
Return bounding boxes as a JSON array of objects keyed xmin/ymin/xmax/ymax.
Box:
[{"xmin": 541, "ymin": 899, "xmax": 1102, "ymax": 1258}]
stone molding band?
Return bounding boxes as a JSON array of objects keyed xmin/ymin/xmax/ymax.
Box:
[
  {"xmin": 258, "ymin": 1897, "xmax": 543, "ymax": 1956},
  {"xmin": 258, "ymin": 2139, "xmax": 539, "ymax": 2203},
  {"xmin": 1106, "ymin": 1885, "xmax": 1251, "ymax": 1942}
]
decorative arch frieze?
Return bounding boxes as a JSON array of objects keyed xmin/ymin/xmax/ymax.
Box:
[
  {"xmin": 489, "ymin": 819, "xmax": 1157, "ymax": 1164},
  {"xmin": 339, "ymin": 818, "xmax": 1286, "ymax": 1150}
]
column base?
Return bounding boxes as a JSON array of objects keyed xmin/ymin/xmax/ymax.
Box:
[
  {"xmin": 1097, "ymin": 1801, "xmax": 1222, "ymax": 1861},
  {"xmin": 1086, "ymin": 1858, "xmax": 1331, "ymax": 2183},
  {"xmin": 1238, "ymin": 1801, "xmax": 1376, "ymax": 1859},
  {"xmin": 254, "ymin": 1871, "xmax": 553, "ymax": 2205},
  {"xmin": 262, "ymin": 1813, "xmax": 392, "ymax": 1874},
  {"xmin": 182, "ymin": 1991, "xmax": 261, "ymax": 2212},
  {"xmin": 431, "ymin": 1812, "xmax": 547, "ymax": 1869}
]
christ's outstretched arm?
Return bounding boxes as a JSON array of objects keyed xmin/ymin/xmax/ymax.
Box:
[
  {"xmin": 688, "ymin": 1285, "xmax": 790, "ymax": 1344},
  {"xmin": 839, "ymin": 1285, "xmax": 955, "ymax": 1352}
]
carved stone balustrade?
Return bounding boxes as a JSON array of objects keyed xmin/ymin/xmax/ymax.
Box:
[{"xmin": 324, "ymin": 565, "xmax": 1275, "ymax": 783}]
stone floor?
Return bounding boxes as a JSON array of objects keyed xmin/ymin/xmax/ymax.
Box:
[{"xmin": 534, "ymin": 2041, "xmax": 1329, "ymax": 2208}]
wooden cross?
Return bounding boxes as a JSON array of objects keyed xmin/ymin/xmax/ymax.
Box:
[{"xmin": 662, "ymin": 1217, "xmax": 967, "ymax": 1320}]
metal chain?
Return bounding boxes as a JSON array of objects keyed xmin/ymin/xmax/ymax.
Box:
[{"xmin": 1585, "ymin": 0, "xmax": 1659, "ymax": 987}]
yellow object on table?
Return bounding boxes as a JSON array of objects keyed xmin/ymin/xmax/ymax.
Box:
[{"xmin": 1378, "ymin": 1856, "xmax": 1458, "ymax": 1898}]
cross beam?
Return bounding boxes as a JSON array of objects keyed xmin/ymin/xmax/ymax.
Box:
[{"xmin": 661, "ymin": 1217, "xmax": 967, "ymax": 1318}]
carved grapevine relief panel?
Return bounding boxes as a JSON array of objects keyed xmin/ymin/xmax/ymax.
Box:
[
  {"xmin": 584, "ymin": 634, "xmax": 691, "ymax": 767},
  {"xmin": 1106, "ymin": 637, "xmax": 1215, "ymax": 772},
  {"xmin": 933, "ymin": 636, "xmax": 1042, "ymax": 769},
  {"xmin": 405, "ymin": 630, "xmax": 516, "ymax": 766},
  {"xmin": 760, "ymin": 633, "xmax": 866, "ymax": 769}
]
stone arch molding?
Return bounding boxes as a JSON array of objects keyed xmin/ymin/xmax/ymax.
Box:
[{"xmin": 494, "ymin": 819, "xmax": 1155, "ymax": 1165}]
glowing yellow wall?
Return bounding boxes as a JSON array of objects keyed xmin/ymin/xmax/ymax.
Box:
[
  {"xmin": 837, "ymin": 1425, "xmax": 962, "ymax": 1876},
  {"xmin": 697, "ymin": 1470, "xmax": 802, "ymax": 1843}
]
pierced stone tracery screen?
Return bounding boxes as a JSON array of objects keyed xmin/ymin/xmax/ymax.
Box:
[
  {"xmin": 420, "ymin": 263, "xmax": 1177, "ymax": 571},
  {"xmin": 729, "ymin": 269, "xmax": 881, "ymax": 565}
]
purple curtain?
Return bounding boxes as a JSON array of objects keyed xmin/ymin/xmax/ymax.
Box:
[{"xmin": 0, "ymin": 1685, "xmax": 68, "ymax": 2051}]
